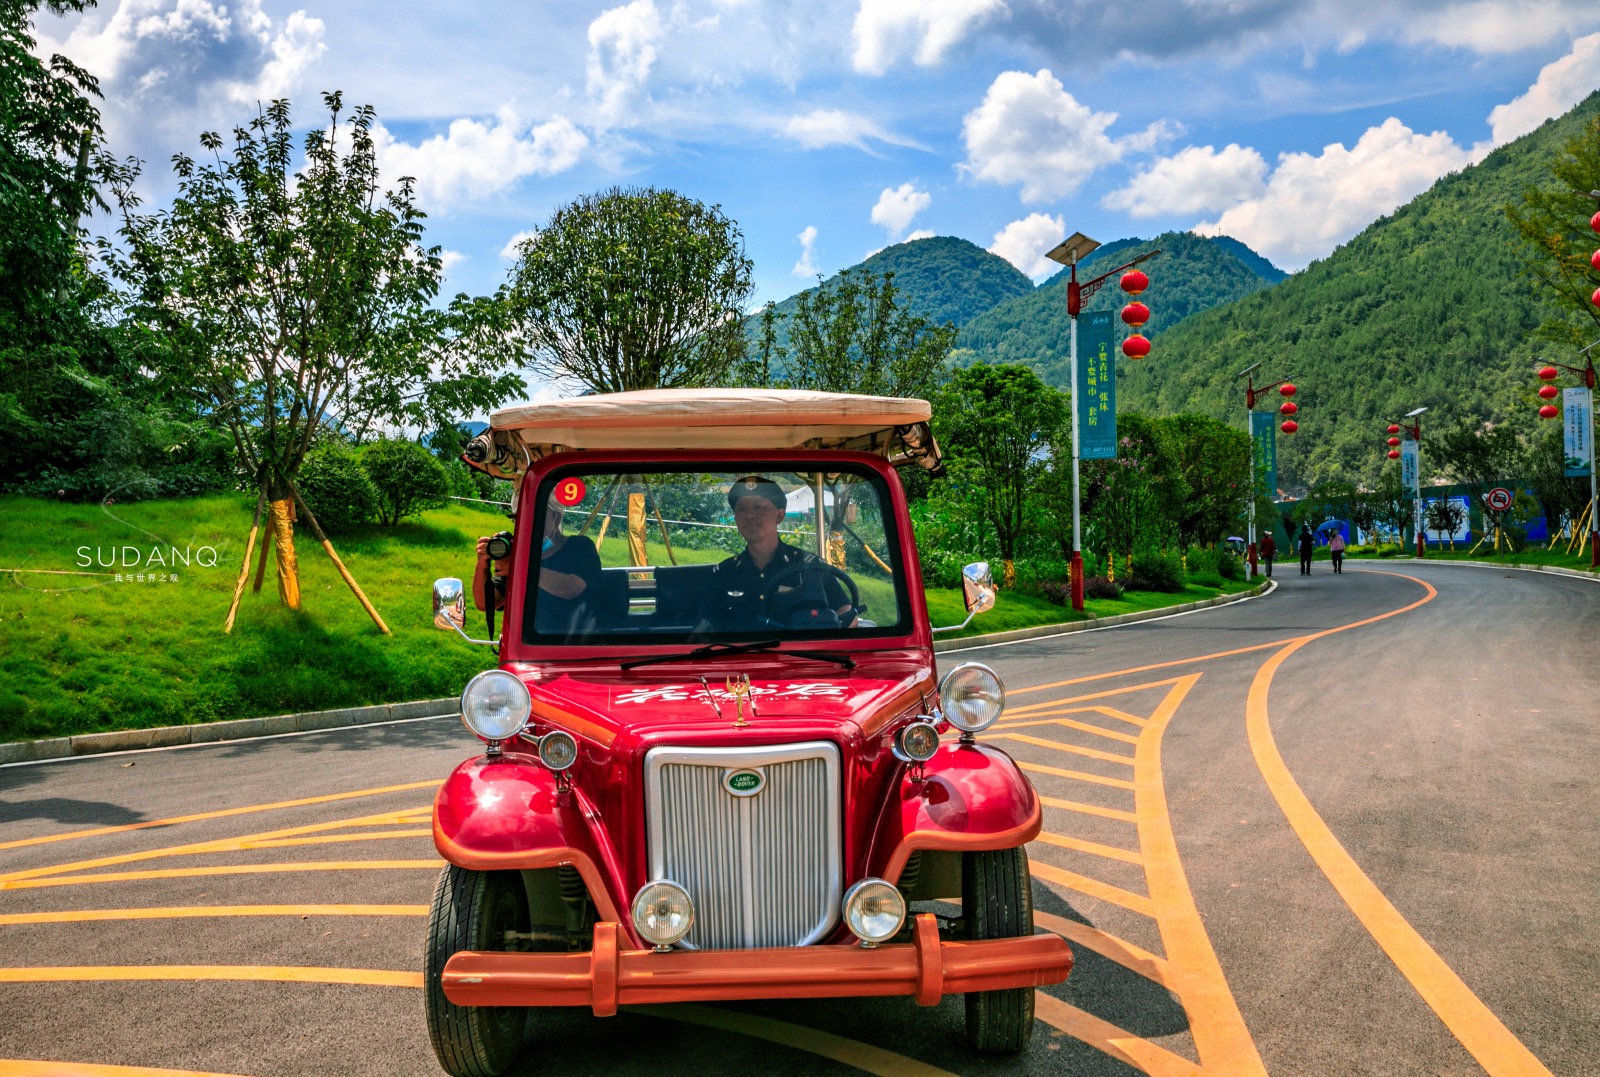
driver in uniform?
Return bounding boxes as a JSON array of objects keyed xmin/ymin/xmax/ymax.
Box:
[{"xmin": 699, "ymin": 476, "xmax": 856, "ymax": 631}]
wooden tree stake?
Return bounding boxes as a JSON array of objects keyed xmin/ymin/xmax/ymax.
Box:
[
  {"xmin": 286, "ymin": 477, "xmax": 390, "ymax": 634},
  {"xmin": 224, "ymin": 491, "xmax": 267, "ymax": 634}
]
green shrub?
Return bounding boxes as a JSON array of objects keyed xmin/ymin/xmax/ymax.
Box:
[
  {"xmin": 361, "ymin": 438, "xmax": 449, "ymax": 526},
  {"xmin": 1217, "ymin": 548, "xmax": 1244, "ymax": 580},
  {"xmin": 1128, "ymin": 547, "xmax": 1186, "ymax": 592},
  {"xmin": 1083, "ymin": 574, "xmax": 1124, "ymax": 600},
  {"xmin": 1184, "ymin": 545, "xmax": 1219, "ymax": 577},
  {"xmin": 298, "ymin": 444, "xmax": 379, "ymax": 533}
]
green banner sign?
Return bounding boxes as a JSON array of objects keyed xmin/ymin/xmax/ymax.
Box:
[
  {"xmin": 1078, "ymin": 310, "xmax": 1116, "ymax": 460},
  {"xmin": 1250, "ymin": 410, "xmax": 1277, "ymax": 497}
]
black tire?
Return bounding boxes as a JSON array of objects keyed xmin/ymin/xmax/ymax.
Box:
[
  {"xmin": 424, "ymin": 866, "xmax": 531, "ymax": 1077},
  {"xmin": 962, "ymin": 846, "xmax": 1036, "ymax": 1053}
]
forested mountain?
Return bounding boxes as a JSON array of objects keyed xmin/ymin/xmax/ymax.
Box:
[
  {"xmin": 951, "ymin": 231, "xmax": 1285, "ymax": 385},
  {"xmin": 1119, "ymin": 90, "xmax": 1600, "ymax": 490}
]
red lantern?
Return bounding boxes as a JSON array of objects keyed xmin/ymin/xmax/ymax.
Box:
[
  {"xmin": 1539, "ymin": 404, "xmax": 1560, "ymax": 419},
  {"xmin": 1592, "ymin": 249, "xmax": 1600, "ymax": 271},
  {"xmin": 1592, "ymin": 286, "xmax": 1600, "ymax": 309},
  {"xmin": 1538, "ymin": 383, "xmax": 1559, "ymax": 400},
  {"xmin": 1122, "ymin": 334, "xmax": 1151, "ymax": 359},
  {"xmin": 1120, "ymin": 270, "xmax": 1148, "ymax": 295},
  {"xmin": 1281, "ymin": 420, "xmax": 1298, "ymax": 434},
  {"xmin": 1387, "ymin": 436, "xmax": 1401, "ymax": 447},
  {"xmin": 1386, "ymin": 423, "xmax": 1401, "ymax": 433},
  {"xmin": 1279, "ymin": 382, "xmax": 1297, "ymax": 397},
  {"xmin": 1538, "ymin": 366, "xmax": 1559, "ymax": 381},
  {"xmin": 1280, "ymin": 401, "xmax": 1298, "ymax": 416},
  {"xmin": 1387, "ymin": 449, "xmax": 1401, "ymax": 459},
  {"xmin": 1121, "ymin": 302, "xmax": 1150, "ymax": 328},
  {"xmin": 1591, "ymin": 210, "xmax": 1600, "ymax": 233}
]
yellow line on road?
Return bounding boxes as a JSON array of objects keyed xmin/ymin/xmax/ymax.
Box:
[
  {"xmin": 1008, "ymin": 640, "xmax": 1292, "ymax": 700},
  {"xmin": 1032, "ymin": 830, "xmax": 1143, "ymax": 865},
  {"xmin": 995, "ymin": 733, "xmax": 1134, "ymax": 766},
  {"xmin": 0, "ymin": 905, "xmax": 429, "ymax": 925},
  {"xmin": 0, "ymin": 965, "xmax": 423, "ymax": 988},
  {"xmin": 2, "ymin": 861, "xmax": 444, "ymax": 890},
  {"xmin": 1040, "ymin": 796, "xmax": 1137, "ymax": 823},
  {"xmin": 1246, "ymin": 574, "xmax": 1553, "ymax": 1077},
  {"xmin": 1033, "ymin": 993, "xmax": 1205, "ymax": 1077},
  {"xmin": 1004, "ymin": 705, "xmax": 1148, "ymax": 728},
  {"xmin": 0, "ymin": 1060, "xmax": 253, "ymax": 1077},
  {"xmin": 1017, "ymin": 717, "xmax": 1142, "ymax": 744},
  {"xmin": 0, "ymin": 781, "xmax": 442, "ymax": 852},
  {"xmin": 1031, "ymin": 860, "xmax": 1156, "ymax": 917},
  {"xmin": 1034, "ymin": 910, "xmax": 1171, "ymax": 988},
  {"xmin": 1019, "ymin": 761, "xmax": 1135, "ymax": 790},
  {"xmin": 237, "ymin": 829, "xmax": 432, "ymax": 849}
]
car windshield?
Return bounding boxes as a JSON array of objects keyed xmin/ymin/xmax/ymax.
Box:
[{"xmin": 521, "ymin": 465, "xmax": 909, "ymax": 645}]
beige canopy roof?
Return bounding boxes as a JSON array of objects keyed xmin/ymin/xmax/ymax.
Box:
[{"xmin": 464, "ymin": 388, "xmax": 942, "ymax": 479}]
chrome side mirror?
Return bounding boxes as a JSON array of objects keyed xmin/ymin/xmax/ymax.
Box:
[
  {"xmin": 433, "ymin": 577, "xmax": 498, "ymax": 647},
  {"xmin": 932, "ymin": 560, "xmax": 999, "ymax": 634}
]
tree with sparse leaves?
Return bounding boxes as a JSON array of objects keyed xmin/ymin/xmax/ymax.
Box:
[{"xmin": 1506, "ymin": 111, "xmax": 1600, "ymax": 349}]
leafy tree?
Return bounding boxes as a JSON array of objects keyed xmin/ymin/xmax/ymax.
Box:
[
  {"xmin": 297, "ymin": 443, "xmax": 379, "ymax": 534},
  {"xmin": 1153, "ymin": 414, "xmax": 1251, "ymax": 547},
  {"xmin": 1506, "ymin": 110, "xmax": 1600, "ymax": 349},
  {"xmin": 361, "ymin": 438, "xmax": 448, "ymax": 526},
  {"xmin": 1369, "ymin": 466, "xmax": 1413, "ymax": 542},
  {"xmin": 1431, "ymin": 420, "xmax": 1528, "ymax": 538},
  {"xmin": 103, "ymin": 93, "xmax": 520, "ymax": 614},
  {"xmin": 505, "ymin": 186, "xmax": 754, "ymax": 393},
  {"xmin": 934, "ymin": 364, "xmax": 1067, "ymax": 587},
  {"xmin": 1423, "ymin": 496, "xmax": 1467, "ymax": 547},
  {"xmin": 1293, "ymin": 480, "xmax": 1358, "ymax": 528},
  {"xmin": 1079, "ymin": 413, "xmax": 1185, "ymax": 569},
  {"xmin": 1526, "ymin": 420, "xmax": 1591, "ymax": 537}
]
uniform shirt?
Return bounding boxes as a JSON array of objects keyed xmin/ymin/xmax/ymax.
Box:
[{"xmin": 698, "ymin": 541, "xmax": 850, "ymax": 631}]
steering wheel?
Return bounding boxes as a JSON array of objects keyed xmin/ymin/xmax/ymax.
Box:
[{"xmin": 753, "ymin": 560, "xmax": 862, "ymax": 629}]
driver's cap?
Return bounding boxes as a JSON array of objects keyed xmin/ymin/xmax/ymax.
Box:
[{"xmin": 728, "ymin": 476, "xmax": 787, "ymax": 512}]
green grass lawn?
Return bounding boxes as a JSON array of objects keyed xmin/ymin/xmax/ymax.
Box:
[{"xmin": 0, "ymin": 493, "xmax": 1256, "ymax": 742}]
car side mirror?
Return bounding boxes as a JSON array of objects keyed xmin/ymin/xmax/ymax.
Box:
[
  {"xmin": 433, "ymin": 577, "xmax": 498, "ymax": 647},
  {"xmin": 932, "ymin": 561, "xmax": 998, "ymax": 634}
]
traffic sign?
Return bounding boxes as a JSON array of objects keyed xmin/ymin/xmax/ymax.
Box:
[{"xmin": 1486, "ymin": 487, "xmax": 1513, "ymax": 511}]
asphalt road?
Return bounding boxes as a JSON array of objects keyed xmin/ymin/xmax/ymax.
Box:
[{"xmin": 1, "ymin": 563, "xmax": 1596, "ymax": 1077}]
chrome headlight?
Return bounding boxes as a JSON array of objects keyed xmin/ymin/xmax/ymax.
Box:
[
  {"xmin": 938, "ymin": 662, "xmax": 1005, "ymax": 733},
  {"xmin": 842, "ymin": 878, "xmax": 906, "ymax": 946},
  {"xmin": 459, "ymin": 670, "xmax": 531, "ymax": 743},
  {"xmin": 632, "ymin": 880, "xmax": 695, "ymax": 950},
  {"xmin": 892, "ymin": 720, "xmax": 940, "ymax": 763},
  {"xmin": 537, "ymin": 730, "xmax": 578, "ymax": 772}
]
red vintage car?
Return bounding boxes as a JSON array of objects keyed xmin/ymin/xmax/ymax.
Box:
[{"xmin": 427, "ymin": 388, "xmax": 1071, "ymax": 1076}]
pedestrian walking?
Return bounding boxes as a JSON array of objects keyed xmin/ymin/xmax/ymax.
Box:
[
  {"xmin": 1329, "ymin": 529, "xmax": 1346, "ymax": 574},
  {"xmin": 1259, "ymin": 531, "xmax": 1276, "ymax": 577},
  {"xmin": 1298, "ymin": 525, "xmax": 1314, "ymax": 575}
]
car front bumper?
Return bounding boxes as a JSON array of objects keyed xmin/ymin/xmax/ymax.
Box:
[{"xmin": 441, "ymin": 914, "xmax": 1072, "ymax": 1016}]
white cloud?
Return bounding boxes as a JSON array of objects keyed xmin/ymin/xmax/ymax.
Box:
[
  {"xmin": 439, "ymin": 250, "xmax": 468, "ymax": 273},
  {"xmin": 226, "ymin": 8, "xmax": 325, "ymax": 104},
  {"xmin": 782, "ymin": 108, "xmax": 920, "ymax": 151},
  {"xmin": 375, "ymin": 109, "xmax": 588, "ymax": 208},
  {"xmin": 870, "ymin": 183, "xmax": 931, "ymax": 237},
  {"xmin": 905, "ymin": 228, "xmax": 935, "ymax": 241},
  {"xmin": 1103, "ymin": 143, "xmax": 1269, "ymax": 218},
  {"xmin": 1486, "ymin": 31, "xmax": 1600, "ymax": 145},
  {"xmin": 961, "ymin": 69, "xmax": 1165, "ymax": 202},
  {"xmin": 586, "ymin": 0, "xmax": 664, "ymax": 122},
  {"xmin": 852, "ymin": 0, "xmax": 1007, "ymax": 75},
  {"xmin": 988, "ymin": 212, "xmax": 1065, "ymax": 280},
  {"xmin": 500, "ymin": 230, "xmax": 537, "ymax": 260},
  {"xmin": 793, "ymin": 225, "xmax": 820, "ymax": 278},
  {"xmin": 1396, "ymin": 0, "xmax": 1600, "ymax": 53},
  {"xmin": 1195, "ymin": 118, "xmax": 1472, "ymax": 269}
]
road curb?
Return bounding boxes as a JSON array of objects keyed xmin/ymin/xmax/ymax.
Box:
[
  {"xmin": 936, "ymin": 580, "xmax": 1272, "ymax": 653},
  {"xmin": 1366, "ymin": 557, "xmax": 1600, "ymax": 582}
]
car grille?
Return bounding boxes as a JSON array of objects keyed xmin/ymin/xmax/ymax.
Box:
[{"xmin": 643, "ymin": 741, "xmax": 841, "ymax": 949}]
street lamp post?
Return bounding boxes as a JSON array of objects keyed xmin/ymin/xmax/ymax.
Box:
[
  {"xmin": 1384, "ymin": 407, "xmax": 1428, "ymax": 557},
  {"xmin": 1045, "ymin": 233, "xmax": 1161, "ymax": 611},
  {"xmin": 1238, "ymin": 365, "xmax": 1297, "ymax": 579},
  {"xmin": 1535, "ymin": 347, "xmax": 1598, "ymax": 566}
]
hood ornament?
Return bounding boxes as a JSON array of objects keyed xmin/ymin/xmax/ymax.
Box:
[{"xmin": 726, "ymin": 673, "xmax": 753, "ymax": 729}]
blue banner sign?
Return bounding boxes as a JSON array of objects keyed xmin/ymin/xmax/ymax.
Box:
[
  {"xmin": 1564, "ymin": 386, "xmax": 1592, "ymax": 478},
  {"xmin": 1250, "ymin": 410, "xmax": 1277, "ymax": 497},
  {"xmin": 1078, "ymin": 310, "xmax": 1116, "ymax": 460}
]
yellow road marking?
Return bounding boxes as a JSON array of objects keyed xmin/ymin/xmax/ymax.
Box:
[
  {"xmin": 0, "ymin": 781, "xmax": 442, "ymax": 852},
  {"xmin": 0, "ymin": 1060, "xmax": 253, "ymax": 1077},
  {"xmin": 1031, "ymin": 860, "xmax": 1156, "ymax": 917},
  {"xmin": 1033, "ymin": 993, "xmax": 1205, "ymax": 1077},
  {"xmin": 0, "ymin": 965, "xmax": 423, "ymax": 988},
  {"xmin": 1246, "ymin": 573, "xmax": 1553, "ymax": 1077},
  {"xmin": 996, "ymin": 733, "xmax": 1134, "ymax": 766},
  {"xmin": 1040, "ymin": 796, "xmax": 1137, "ymax": 823},
  {"xmin": 1005, "ymin": 704, "xmax": 1148, "ymax": 728},
  {"xmin": 1034, "ymin": 910, "xmax": 1171, "ymax": 988},
  {"xmin": 1032, "ymin": 830, "xmax": 1143, "ymax": 865},
  {"xmin": 237, "ymin": 829, "xmax": 432, "ymax": 849},
  {"xmin": 1019, "ymin": 761, "xmax": 1135, "ymax": 790},
  {"xmin": 627, "ymin": 1003, "xmax": 962, "ymax": 1077},
  {"xmin": 2, "ymin": 861, "xmax": 444, "ymax": 890},
  {"xmin": 0, "ymin": 905, "xmax": 429, "ymax": 925},
  {"xmin": 1014, "ymin": 717, "xmax": 1142, "ymax": 744},
  {"xmin": 1008, "ymin": 639, "xmax": 1292, "ymax": 699}
]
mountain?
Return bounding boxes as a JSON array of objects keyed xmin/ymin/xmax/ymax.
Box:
[
  {"xmin": 951, "ymin": 231, "xmax": 1286, "ymax": 385},
  {"xmin": 1118, "ymin": 89, "xmax": 1600, "ymax": 490}
]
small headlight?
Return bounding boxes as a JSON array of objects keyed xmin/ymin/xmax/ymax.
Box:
[
  {"xmin": 538, "ymin": 730, "xmax": 578, "ymax": 772},
  {"xmin": 893, "ymin": 720, "xmax": 940, "ymax": 763},
  {"xmin": 842, "ymin": 878, "xmax": 906, "ymax": 946},
  {"xmin": 460, "ymin": 670, "xmax": 531, "ymax": 743},
  {"xmin": 632, "ymin": 880, "xmax": 694, "ymax": 949},
  {"xmin": 938, "ymin": 662, "xmax": 1005, "ymax": 734}
]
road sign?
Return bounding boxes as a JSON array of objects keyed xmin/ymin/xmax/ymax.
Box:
[
  {"xmin": 1250, "ymin": 410, "xmax": 1277, "ymax": 496},
  {"xmin": 1486, "ymin": 487, "xmax": 1513, "ymax": 511},
  {"xmin": 1078, "ymin": 310, "xmax": 1117, "ymax": 459},
  {"xmin": 1564, "ymin": 386, "xmax": 1592, "ymax": 477}
]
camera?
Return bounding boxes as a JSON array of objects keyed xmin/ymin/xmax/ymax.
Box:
[{"xmin": 486, "ymin": 531, "xmax": 514, "ymax": 561}]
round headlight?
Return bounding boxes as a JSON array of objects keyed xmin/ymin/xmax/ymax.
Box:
[
  {"xmin": 842, "ymin": 878, "xmax": 906, "ymax": 945},
  {"xmin": 459, "ymin": 670, "xmax": 531, "ymax": 743},
  {"xmin": 632, "ymin": 880, "xmax": 694, "ymax": 949},
  {"xmin": 938, "ymin": 662, "xmax": 1005, "ymax": 734},
  {"xmin": 893, "ymin": 720, "xmax": 940, "ymax": 763},
  {"xmin": 538, "ymin": 730, "xmax": 578, "ymax": 772}
]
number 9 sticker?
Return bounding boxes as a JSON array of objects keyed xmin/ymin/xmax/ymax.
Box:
[{"xmin": 554, "ymin": 477, "xmax": 587, "ymax": 507}]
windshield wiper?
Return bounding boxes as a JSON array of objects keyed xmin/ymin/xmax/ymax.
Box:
[{"xmin": 621, "ymin": 639, "xmax": 854, "ymax": 672}]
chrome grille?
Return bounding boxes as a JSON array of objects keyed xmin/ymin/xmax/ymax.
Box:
[{"xmin": 644, "ymin": 741, "xmax": 841, "ymax": 949}]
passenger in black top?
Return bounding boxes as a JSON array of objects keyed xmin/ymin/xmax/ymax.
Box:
[
  {"xmin": 698, "ymin": 476, "xmax": 855, "ymax": 632},
  {"xmin": 532, "ymin": 499, "xmax": 602, "ymax": 635}
]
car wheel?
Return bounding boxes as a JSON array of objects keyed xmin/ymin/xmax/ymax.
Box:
[
  {"xmin": 962, "ymin": 846, "xmax": 1036, "ymax": 1053},
  {"xmin": 424, "ymin": 866, "xmax": 531, "ymax": 1077}
]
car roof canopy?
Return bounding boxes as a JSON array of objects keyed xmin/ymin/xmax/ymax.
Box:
[{"xmin": 466, "ymin": 388, "xmax": 943, "ymax": 479}]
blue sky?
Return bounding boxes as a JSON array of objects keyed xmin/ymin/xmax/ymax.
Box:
[{"xmin": 37, "ymin": 0, "xmax": 1600, "ymax": 313}]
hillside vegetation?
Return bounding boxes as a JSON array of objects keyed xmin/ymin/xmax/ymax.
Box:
[{"xmin": 1119, "ymin": 90, "xmax": 1600, "ymax": 489}]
